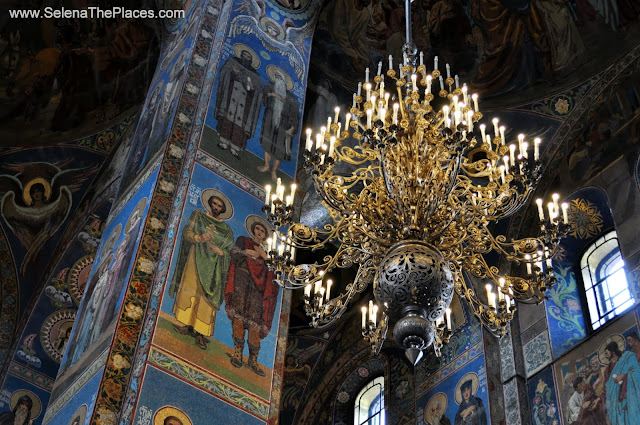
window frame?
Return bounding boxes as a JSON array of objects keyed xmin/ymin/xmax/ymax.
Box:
[
  {"xmin": 577, "ymin": 229, "xmax": 632, "ymax": 332},
  {"xmin": 353, "ymin": 376, "xmax": 386, "ymax": 425}
]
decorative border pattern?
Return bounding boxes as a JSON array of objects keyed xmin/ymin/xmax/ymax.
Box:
[
  {"xmin": 416, "ymin": 341, "xmax": 484, "ymax": 396},
  {"xmin": 73, "ymin": 114, "xmax": 138, "ymax": 153},
  {"xmin": 523, "ymin": 331, "xmax": 552, "ymax": 378},
  {"xmin": 148, "ymin": 348, "xmax": 269, "ymax": 420},
  {"xmin": 7, "ymin": 361, "xmax": 55, "ymax": 391},
  {"xmin": 196, "ymin": 150, "xmax": 265, "ymax": 200}
]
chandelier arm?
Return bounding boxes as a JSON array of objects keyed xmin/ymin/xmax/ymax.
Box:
[{"xmin": 451, "ymin": 261, "xmax": 513, "ymax": 337}]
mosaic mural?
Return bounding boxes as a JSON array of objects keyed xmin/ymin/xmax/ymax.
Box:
[
  {"xmin": 0, "ymin": 4, "xmax": 160, "ymax": 145},
  {"xmin": 154, "ymin": 162, "xmax": 282, "ymax": 402},
  {"xmin": 201, "ymin": 0, "xmax": 321, "ymax": 185},
  {"xmin": 417, "ymin": 354, "xmax": 489, "ymax": 425},
  {"xmin": 545, "ymin": 188, "xmax": 616, "ymax": 358},
  {"xmin": 50, "ymin": 168, "xmax": 158, "ymax": 404},
  {"xmin": 553, "ymin": 312, "xmax": 640, "ymax": 425}
]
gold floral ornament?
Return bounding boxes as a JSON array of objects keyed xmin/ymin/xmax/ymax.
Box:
[
  {"xmin": 125, "ymin": 303, "xmax": 144, "ymax": 320},
  {"xmin": 554, "ymin": 98, "xmax": 570, "ymax": 115},
  {"xmin": 111, "ymin": 353, "xmax": 131, "ymax": 370},
  {"xmin": 568, "ymin": 198, "xmax": 604, "ymax": 239}
]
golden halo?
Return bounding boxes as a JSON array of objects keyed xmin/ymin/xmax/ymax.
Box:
[
  {"xmin": 102, "ymin": 224, "xmax": 122, "ymax": 256},
  {"xmin": 425, "ymin": 392, "xmax": 448, "ymax": 421},
  {"xmin": 23, "ymin": 177, "xmax": 52, "ymax": 205},
  {"xmin": 154, "ymin": 406, "xmax": 192, "ymax": 425},
  {"xmin": 10, "ymin": 389, "xmax": 42, "ymax": 419},
  {"xmin": 201, "ymin": 189, "xmax": 234, "ymax": 220},
  {"xmin": 454, "ymin": 372, "xmax": 479, "ymax": 405},
  {"xmin": 67, "ymin": 404, "xmax": 88, "ymax": 425},
  {"xmin": 266, "ymin": 65, "xmax": 293, "ymax": 91},
  {"xmin": 245, "ymin": 214, "xmax": 273, "ymax": 239},
  {"xmin": 125, "ymin": 197, "xmax": 147, "ymax": 234},
  {"xmin": 233, "ymin": 43, "xmax": 260, "ymax": 69},
  {"xmin": 598, "ymin": 334, "xmax": 625, "ymax": 365},
  {"xmin": 259, "ymin": 17, "xmax": 285, "ymax": 41}
]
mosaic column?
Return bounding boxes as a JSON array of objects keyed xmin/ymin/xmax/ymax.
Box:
[{"xmin": 44, "ymin": 0, "xmax": 321, "ymax": 423}]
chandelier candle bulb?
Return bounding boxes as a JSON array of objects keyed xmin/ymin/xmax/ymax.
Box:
[
  {"xmin": 285, "ymin": 195, "xmax": 292, "ymax": 207},
  {"xmin": 384, "ymin": 92, "xmax": 390, "ymax": 109},
  {"xmin": 367, "ymin": 109, "xmax": 372, "ymax": 129},
  {"xmin": 369, "ymin": 300, "xmax": 374, "ymax": 323},
  {"xmin": 352, "ymin": 93, "xmax": 356, "ymax": 108},
  {"xmin": 479, "ymin": 124, "xmax": 486, "ymax": 142},
  {"xmin": 492, "ymin": 118, "xmax": 499, "ymax": 138},
  {"xmin": 534, "ymin": 138, "xmax": 541, "ymax": 160},
  {"xmin": 412, "ymin": 74, "xmax": 418, "ymax": 92},
  {"xmin": 536, "ymin": 198, "xmax": 544, "ymax": 220},
  {"xmin": 265, "ymin": 184, "xmax": 271, "ymax": 204},
  {"xmin": 365, "ymin": 67, "xmax": 369, "ymax": 83},
  {"xmin": 499, "ymin": 126, "xmax": 506, "ymax": 144},
  {"xmin": 509, "ymin": 144, "xmax": 516, "ymax": 167},
  {"xmin": 270, "ymin": 194, "xmax": 276, "ymax": 214},
  {"xmin": 334, "ymin": 107, "xmax": 340, "ymax": 125},
  {"xmin": 552, "ymin": 193, "xmax": 560, "ymax": 211},
  {"xmin": 327, "ymin": 116, "xmax": 331, "ymax": 131},
  {"xmin": 499, "ymin": 165, "xmax": 506, "ymax": 184},
  {"xmin": 439, "ymin": 75, "xmax": 444, "ymax": 91},
  {"xmin": 426, "ymin": 75, "xmax": 432, "ymax": 94},
  {"xmin": 446, "ymin": 63, "xmax": 451, "ymax": 79},
  {"xmin": 434, "ymin": 55, "xmax": 438, "ymax": 70},
  {"xmin": 388, "ymin": 54, "xmax": 393, "ymax": 70},
  {"xmin": 393, "ymin": 103, "xmax": 399, "ymax": 124},
  {"xmin": 357, "ymin": 82, "xmax": 362, "ymax": 97},
  {"xmin": 420, "ymin": 51, "xmax": 424, "ymax": 66},
  {"xmin": 329, "ymin": 136, "xmax": 336, "ymax": 157},
  {"xmin": 345, "ymin": 113, "xmax": 351, "ymax": 130},
  {"xmin": 380, "ymin": 81, "xmax": 385, "ymax": 98},
  {"xmin": 467, "ymin": 110, "xmax": 474, "ymax": 131},
  {"xmin": 305, "ymin": 129, "xmax": 312, "ymax": 151},
  {"xmin": 561, "ymin": 202, "xmax": 569, "ymax": 224},
  {"xmin": 361, "ymin": 307, "xmax": 367, "ymax": 330},
  {"xmin": 445, "ymin": 308, "xmax": 452, "ymax": 330},
  {"xmin": 525, "ymin": 254, "xmax": 532, "ymax": 275},
  {"xmin": 326, "ymin": 279, "xmax": 332, "ymax": 301},
  {"xmin": 517, "ymin": 133, "xmax": 524, "ymax": 152},
  {"xmin": 547, "ymin": 202, "xmax": 556, "ymax": 224},
  {"xmin": 366, "ymin": 83, "xmax": 371, "ymax": 102},
  {"xmin": 455, "ymin": 74, "xmax": 459, "ymax": 89},
  {"xmin": 462, "ymin": 84, "xmax": 468, "ymax": 103},
  {"xmin": 318, "ymin": 287, "xmax": 325, "ymax": 307},
  {"xmin": 472, "ymin": 93, "xmax": 479, "ymax": 112},
  {"xmin": 372, "ymin": 304, "xmax": 378, "ymax": 326},
  {"xmin": 522, "ymin": 142, "xmax": 528, "ymax": 159},
  {"xmin": 377, "ymin": 61, "xmax": 382, "ymax": 76}
]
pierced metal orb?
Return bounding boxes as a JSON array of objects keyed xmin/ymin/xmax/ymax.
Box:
[{"xmin": 373, "ymin": 241, "xmax": 454, "ymax": 323}]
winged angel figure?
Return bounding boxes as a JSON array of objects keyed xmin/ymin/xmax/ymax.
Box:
[
  {"xmin": 0, "ymin": 162, "xmax": 96, "ymax": 275},
  {"xmin": 229, "ymin": 0, "xmax": 315, "ymax": 80}
]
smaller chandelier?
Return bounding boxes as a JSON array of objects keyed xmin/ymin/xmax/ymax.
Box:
[{"xmin": 262, "ymin": 10, "xmax": 569, "ymax": 364}]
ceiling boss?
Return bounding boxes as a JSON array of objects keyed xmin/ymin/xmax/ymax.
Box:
[{"xmin": 262, "ymin": 0, "xmax": 570, "ymax": 365}]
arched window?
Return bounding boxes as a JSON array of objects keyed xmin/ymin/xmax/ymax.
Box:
[
  {"xmin": 353, "ymin": 376, "xmax": 385, "ymax": 425},
  {"xmin": 580, "ymin": 230, "xmax": 633, "ymax": 331}
]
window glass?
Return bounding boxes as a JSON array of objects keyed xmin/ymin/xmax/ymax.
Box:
[
  {"xmin": 354, "ymin": 376, "xmax": 385, "ymax": 425},
  {"xmin": 580, "ymin": 231, "xmax": 632, "ymax": 331}
]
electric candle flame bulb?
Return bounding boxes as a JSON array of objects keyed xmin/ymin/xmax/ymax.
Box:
[
  {"xmin": 472, "ymin": 93, "xmax": 479, "ymax": 112},
  {"xmin": 362, "ymin": 307, "xmax": 367, "ymax": 329},
  {"xmin": 536, "ymin": 198, "xmax": 544, "ymax": 220},
  {"xmin": 561, "ymin": 202, "xmax": 569, "ymax": 224},
  {"xmin": 445, "ymin": 308, "xmax": 452, "ymax": 330},
  {"xmin": 265, "ymin": 184, "xmax": 271, "ymax": 204}
]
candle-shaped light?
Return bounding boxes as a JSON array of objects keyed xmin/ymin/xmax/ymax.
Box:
[
  {"xmin": 265, "ymin": 184, "xmax": 271, "ymax": 205},
  {"xmin": 455, "ymin": 74, "xmax": 459, "ymax": 89},
  {"xmin": 479, "ymin": 124, "xmax": 486, "ymax": 143},
  {"xmin": 393, "ymin": 103, "xmax": 399, "ymax": 124},
  {"xmin": 372, "ymin": 304, "xmax": 378, "ymax": 326},
  {"xmin": 472, "ymin": 93, "xmax": 479, "ymax": 112},
  {"xmin": 548, "ymin": 202, "xmax": 556, "ymax": 224},
  {"xmin": 492, "ymin": 118, "xmax": 499, "ymax": 139},
  {"xmin": 485, "ymin": 284, "xmax": 494, "ymax": 308},
  {"xmin": 345, "ymin": 113, "xmax": 351, "ymax": 130},
  {"xmin": 426, "ymin": 75, "xmax": 432, "ymax": 94},
  {"xmin": 411, "ymin": 74, "xmax": 417, "ymax": 92},
  {"xmin": 361, "ymin": 306, "xmax": 367, "ymax": 329},
  {"xmin": 326, "ymin": 279, "xmax": 332, "ymax": 301},
  {"xmin": 328, "ymin": 136, "xmax": 336, "ymax": 157},
  {"xmin": 462, "ymin": 83, "xmax": 468, "ymax": 104},
  {"xmin": 534, "ymin": 137, "xmax": 541, "ymax": 161},
  {"xmin": 365, "ymin": 83, "xmax": 371, "ymax": 102},
  {"xmin": 434, "ymin": 55, "xmax": 439, "ymax": 70},
  {"xmin": 420, "ymin": 51, "xmax": 424, "ymax": 66},
  {"xmin": 509, "ymin": 144, "xmax": 516, "ymax": 167},
  {"xmin": 467, "ymin": 110, "xmax": 474, "ymax": 131},
  {"xmin": 377, "ymin": 61, "xmax": 382, "ymax": 76},
  {"xmin": 357, "ymin": 82, "xmax": 362, "ymax": 97},
  {"xmin": 552, "ymin": 193, "xmax": 560, "ymax": 211},
  {"xmin": 365, "ymin": 67, "xmax": 369, "ymax": 83},
  {"xmin": 352, "ymin": 93, "xmax": 357, "ymax": 108},
  {"xmin": 367, "ymin": 109, "xmax": 372, "ymax": 128},
  {"xmin": 445, "ymin": 308, "xmax": 452, "ymax": 330},
  {"xmin": 388, "ymin": 54, "xmax": 393, "ymax": 70},
  {"xmin": 517, "ymin": 133, "xmax": 524, "ymax": 153},
  {"xmin": 305, "ymin": 129, "xmax": 312, "ymax": 151},
  {"xmin": 522, "ymin": 142, "xmax": 528, "ymax": 159},
  {"xmin": 499, "ymin": 165, "xmax": 506, "ymax": 184},
  {"xmin": 561, "ymin": 202, "xmax": 569, "ymax": 224},
  {"xmin": 536, "ymin": 198, "xmax": 544, "ymax": 220},
  {"xmin": 525, "ymin": 254, "xmax": 532, "ymax": 275},
  {"xmin": 499, "ymin": 126, "xmax": 505, "ymax": 145},
  {"xmin": 318, "ymin": 287, "xmax": 325, "ymax": 307},
  {"xmin": 334, "ymin": 106, "xmax": 340, "ymax": 125},
  {"xmin": 285, "ymin": 195, "xmax": 291, "ymax": 206},
  {"xmin": 446, "ymin": 63, "xmax": 451, "ymax": 78},
  {"xmin": 369, "ymin": 300, "xmax": 374, "ymax": 323},
  {"xmin": 439, "ymin": 75, "xmax": 444, "ymax": 91}
]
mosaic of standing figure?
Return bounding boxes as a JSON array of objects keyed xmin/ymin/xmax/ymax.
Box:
[
  {"xmin": 201, "ymin": 0, "xmax": 318, "ymax": 186},
  {"xmin": 51, "ymin": 169, "xmax": 157, "ymax": 402},
  {"xmin": 154, "ymin": 162, "xmax": 282, "ymax": 403}
]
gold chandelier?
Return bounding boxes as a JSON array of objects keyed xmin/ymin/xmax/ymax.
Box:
[{"xmin": 262, "ymin": 13, "xmax": 569, "ymax": 364}]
